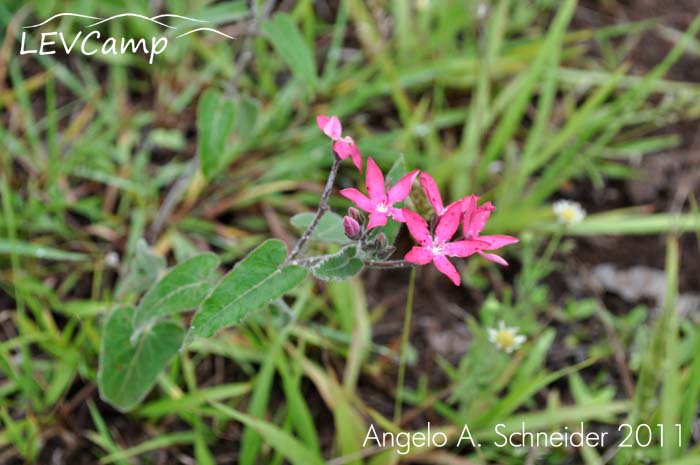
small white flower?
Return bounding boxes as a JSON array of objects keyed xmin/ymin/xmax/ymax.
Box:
[
  {"xmin": 552, "ymin": 199, "xmax": 586, "ymax": 225},
  {"xmin": 488, "ymin": 321, "xmax": 526, "ymax": 354}
]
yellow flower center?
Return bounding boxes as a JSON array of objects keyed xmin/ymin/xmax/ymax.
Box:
[
  {"xmin": 560, "ymin": 207, "xmax": 578, "ymax": 224},
  {"xmin": 494, "ymin": 330, "xmax": 516, "ymax": 350}
]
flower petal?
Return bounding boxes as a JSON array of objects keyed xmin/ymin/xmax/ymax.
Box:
[
  {"xmin": 367, "ymin": 211, "xmax": 388, "ymax": 229},
  {"xmin": 316, "ymin": 114, "xmax": 330, "ymax": 132},
  {"xmin": 478, "ymin": 251, "xmax": 508, "ymax": 266},
  {"xmin": 365, "ymin": 158, "xmax": 386, "ymax": 201},
  {"xmin": 435, "ymin": 202, "xmax": 462, "ymax": 243},
  {"xmin": 479, "ymin": 234, "xmax": 519, "ymax": 250},
  {"xmin": 461, "ymin": 195, "xmax": 478, "ymax": 216},
  {"xmin": 332, "ymin": 140, "xmax": 351, "ymax": 160},
  {"xmin": 340, "ymin": 188, "xmax": 372, "ymax": 211},
  {"xmin": 402, "ymin": 208, "xmax": 431, "ymax": 246},
  {"xmin": 347, "ymin": 141, "xmax": 363, "ymax": 172},
  {"xmin": 388, "ymin": 169, "xmax": 419, "ymax": 204},
  {"xmin": 433, "ymin": 255, "xmax": 461, "ymax": 286},
  {"xmin": 445, "ymin": 239, "xmax": 488, "ymax": 258},
  {"xmin": 463, "ymin": 197, "xmax": 494, "ymax": 238},
  {"xmin": 317, "ymin": 114, "xmax": 342, "ymax": 140},
  {"xmin": 419, "ymin": 172, "xmax": 445, "ymax": 215},
  {"xmin": 405, "ymin": 246, "xmax": 433, "ymax": 265},
  {"xmin": 389, "ymin": 207, "xmax": 406, "ymax": 222}
]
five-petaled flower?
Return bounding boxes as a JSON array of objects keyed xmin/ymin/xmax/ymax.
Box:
[
  {"xmin": 316, "ymin": 115, "xmax": 363, "ymax": 171},
  {"xmin": 462, "ymin": 195, "xmax": 519, "ymax": 266},
  {"xmin": 403, "ymin": 203, "xmax": 488, "ymax": 286},
  {"xmin": 419, "ymin": 172, "xmax": 460, "ymax": 217},
  {"xmin": 340, "ymin": 158, "xmax": 419, "ymax": 229}
]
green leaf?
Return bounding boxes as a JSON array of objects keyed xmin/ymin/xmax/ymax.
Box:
[
  {"xmin": 311, "ymin": 246, "xmax": 363, "ymax": 281},
  {"xmin": 133, "ymin": 253, "xmax": 220, "ymax": 329},
  {"xmin": 290, "ymin": 211, "xmax": 348, "ymax": 244},
  {"xmin": 115, "ymin": 239, "xmax": 165, "ymax": 299},
  {"xmin": 385, "ymin": 154, "xmax": 408, "ymax": 185},
  {"xmin": 98, "ymin": 307, "xmax": 184, "ymax": 412},
  {"xmin": 189, "ymin": 240, "xmax": 306, "ymax": 338},
  {"xmin": 235, "ymin": 95, "xmax": 260, "ymax": 138},
  {"xmin": 198, "ymin": 89, "xmax": 236, "ymax": 180},
  {"xmin": 262, "ymin": 13, "xmax": 317, "ymax": 89},
  {"xmin": 0, "ymin": 239, "xmax": 87, "ymax": 261}
]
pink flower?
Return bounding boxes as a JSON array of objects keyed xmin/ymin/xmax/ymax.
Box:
[
  {"xmin": 316, "ymin": 115, "xmax": 363, "ymax": 171},
  {"xmin": 340, "ymin": 158, "xmax": 419, "ymax": 229},
  {"xmin": 419, "ymin": 172, "xmax": 461, "ymax": 217},
  {"xmin": 462, "ymin": 195, "xmax": 519, "ymax": 266},
  {"xmin": 403, "ymin": 204, "xmax": 488, "ymax": 286}
]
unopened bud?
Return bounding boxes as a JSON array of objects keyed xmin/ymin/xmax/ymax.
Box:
[
  {"xmin": 374, "ymin": 232, "xmax": 388, "ymax": 250},
  {"xmin": 348, "ymin": 207, "xmax": 365, "ymax": 225},
  {"xmin": 343, "ymin": 216, "xmax": 362, "ymax": 240}
]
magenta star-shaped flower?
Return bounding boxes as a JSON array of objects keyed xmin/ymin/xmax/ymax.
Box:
[
  {"xmin": 403, "ymin": 203, "xmax": 488, "ymax": 286},
  {"xmin": 340, "ymin": 157, "xmax": 419, "ymax": 229},
  {"xmin": 419, "ymin": 172, "xmax": 461, "ymax": 217},
  {"xmin": 462, "ymin": 195, "xmax": 519, "ymax": 266},
  {"xmin": 316, "ymin": 115, "xmax": 363, "ymax": 171}
]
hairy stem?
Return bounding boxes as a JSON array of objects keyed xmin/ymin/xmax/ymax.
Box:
[
  {"xmin": 364, "ymin": 259, "xmax": 412, "ymax": 269},
  {"xmin": 394, "ymin": 266, "xmax": 416, "ymax": 425},
  {"xmin": 287, "ymin": 156, "xmax": 342, "ymax": 263}
]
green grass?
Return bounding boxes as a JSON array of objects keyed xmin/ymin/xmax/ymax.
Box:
[{"xmin": 1, "ymin": 0, "xmax": 700, "ymax": 463}]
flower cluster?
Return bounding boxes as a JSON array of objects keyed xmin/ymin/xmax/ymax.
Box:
[{"xmin": 317, "ymin": 115, "xmax": 518, "ymax": 286}]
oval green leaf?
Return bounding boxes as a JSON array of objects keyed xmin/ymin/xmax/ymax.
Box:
[
  {"xmin": 98, "ymin": 306, "xmax": 184, "ymax": 412},
  {"xmin": 133, "ymin": 253, "xmax": 220, "ymax": 329},
  {"xmin": 189, "ymin": 240, "xmax": 306, "ymax": 339},
  {"xmin": 310, "ymin": 246, "xmax": 363, "ymax": 281}
]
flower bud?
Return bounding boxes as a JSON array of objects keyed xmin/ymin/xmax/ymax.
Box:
[
  {"xmin": 374, "ymin": 232, "xmax": 388, "ymax": 250},
  {"xmin": 348, "ymin": 207, "xmax": 365, "ymax": 225},
  {"xmin": 343, "ymin": 216, "xmax": 362, "ymax": 240}
]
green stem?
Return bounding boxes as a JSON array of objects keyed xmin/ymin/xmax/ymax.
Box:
[{"xmin": 394, "ymin": 266, "xmax": 416, "ymax": 425}]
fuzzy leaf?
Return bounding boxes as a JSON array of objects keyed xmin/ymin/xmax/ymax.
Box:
[
  {"xmin": 198, "ymin": 89, "xmax": 236, "ymax": 180},
  {"xmin": 98, "ymin": 306, "xmax": 184, "ymax": 412},
  {"xmin": 290, "ymin": 211, "xmax": 348, "ymax": 244},
  {"xmin": 189, "ymin": 240, "xmax": 306, "ymax": 338},
  {"xmin": 133, "ymin": 253, "xmax": 220, "ymax": 329},
  {"xmin": 311, "ymin": 246, "xmax": 363, "ymax": 281},
  {"xmin": 116, "ymin": 239, "xmax": 165, "ymax": 299}
]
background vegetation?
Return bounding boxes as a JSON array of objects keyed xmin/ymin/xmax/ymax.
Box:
[{"xmin": 1, "ymin": 0, "xmax": 700, "ymax": 463}]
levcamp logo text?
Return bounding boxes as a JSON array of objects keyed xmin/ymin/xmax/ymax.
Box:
[{"xmin": 19, "ymin": 13, "xmax": 234, "ymax": 63}]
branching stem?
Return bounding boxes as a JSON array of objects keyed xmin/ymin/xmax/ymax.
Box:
[
  {"xmin": 364, "ymin": 259, "xmax": 412, "ymax": 269},
  {"xmin": 287, "ymin": 156, "xmax": 342, "ymax": 263}
]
